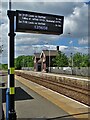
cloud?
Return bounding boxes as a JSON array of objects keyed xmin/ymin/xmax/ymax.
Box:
[
  {"xmin": 1, "ymin": 1, "xmax": 89, "ymax": 63},
  {"xmin": 15, "ymin": 44, "xmax": 68, "ymax": 57},
  {"xmin": 63, "ymin": 46, "xmax": 89, "ymax": 56},
  {"xmin": 78, "ymin": 37, "xmax": 88, "ymax": 45},
  {"xmin": 63, "ymin": 3, "xmax": 88, "ymax": 38},
  {"xmin": 2, "ymin": 0, "xmax": 86, "ymax": 2},
  {"xmin": 78, "ymin": 36, "xmax": 90, "ymax": 46},
  {"xmin": 1, "ymin": 43, "xmax": 89, "ymax": 63},
  {"xmin": 69, "ymin": 40, "xmax": 73, "ymax": 44}
]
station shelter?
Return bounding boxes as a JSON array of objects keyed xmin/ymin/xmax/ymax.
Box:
[{"xmin": 34, "ymin": 49, "xmax": 59, "ymax": 72}]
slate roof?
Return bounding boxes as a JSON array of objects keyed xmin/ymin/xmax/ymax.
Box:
[
  {"xmin": 42, "ymin": 50, "xmax": 59, "ymax": 56},
  {"xmin": 34, "ymin": 53, "xmax": 41, "ymax": 58},
  {"xmin": 34, "ymin": 50, "xmax": 59, "ymax": 59}
]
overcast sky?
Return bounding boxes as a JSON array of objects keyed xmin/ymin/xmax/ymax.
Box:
[{"xmin": 0, "ymin": 0, "xmax": 90, "ymax": 63}]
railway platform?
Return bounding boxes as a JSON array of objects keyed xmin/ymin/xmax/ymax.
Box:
[
  {"xmin": 1, "ymin": 70, "xmax": 90, "ymax": 119},
  {"xmin": 3, "ymin": 78, "xmax": 76, "ymax": 120},
  {"xmin": 15, "ymin": 70, "xmax": 90, "ymax": 106},
  {"xmin": 10, "ymin": 75, "xmax": 89, "ymax": 119}
]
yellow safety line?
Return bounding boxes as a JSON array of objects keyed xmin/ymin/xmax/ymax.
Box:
[{"xmin": 15, "ymin": 75, "xmax": 89, "ymax": 120}]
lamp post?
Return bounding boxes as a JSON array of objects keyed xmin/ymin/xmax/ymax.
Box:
[
  {"xmin": 49, "ymin": 49, "xmax": 50, "ymax": 72},
  {"xmin": 0, "ymin": 45, "xmax": 3, "ymax": 67},
  {"xmin": 44, "ymin": 42, "xmax": 51, "ymax": 72},
  {"xmin": 23, "ymin": 58, "xmax": 24, "ymax": 68},
  {"xmin": 0, "ymin": 45, "xmax": 3, "ymax": 53},
  {"xmin": 69, "ymin": 41, "xmax": 73, "ymax": 68},
  {"xmin": 68, "ymin": 32, "xmax": 73, "ymax": 74}
]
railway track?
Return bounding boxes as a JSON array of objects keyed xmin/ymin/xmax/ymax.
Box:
[{"xmin": 15, "ymin": 71, "xmax": 90, "ymax": 106}]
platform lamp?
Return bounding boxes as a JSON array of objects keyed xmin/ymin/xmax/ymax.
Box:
[
  {"xmin": 0, "ymin": 45, "xmax": 3, "ymax": 53},
  {"xmin": 68, "ymin": 32, "xmax": 73, "ymax": 74},
  {"xmin": 44, "ymin": 42, "xmax": 51, "ymax": 72}
]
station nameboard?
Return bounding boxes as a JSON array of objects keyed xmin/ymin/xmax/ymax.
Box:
[{"xmin": 16, "ymin": 10, "xmax": 64, "ymax": 35}]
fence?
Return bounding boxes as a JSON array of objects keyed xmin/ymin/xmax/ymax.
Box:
[
  {"xmin": 21, "ymin": 67, "xmax": 34, "ymax": 71},
  {"xmin": 50, "ymin": 67, "xmax": 90, "ymax": 77},
  {"xmin": 21, "ymin": 67, "xmax": 90, "ymax": 77}
]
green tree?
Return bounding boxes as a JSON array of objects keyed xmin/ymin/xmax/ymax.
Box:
[
  {"xmin": 1, "ymin": 64, "xmax": 8, "ymax": 70},
  {"xmin": 73, "ymin": 53, "xmax": 90, "ymax": 67},
  {"xmin": 52, "ymin": 51, "xmax": 69, "ymax": 67},
  {"xmin": 15, "ymin": 56, "xmax": 22, "ymax": 69},
  {"xmin": 73, "ymin": 53, "xmax": 82, "ymax": 67},
  {"xmin": 26, "ymin": 56, "xmax": 34, "ymax": 67},
  {"xmin": 15, "ymin": 55, "xmax": 34, "ymax": 69}
]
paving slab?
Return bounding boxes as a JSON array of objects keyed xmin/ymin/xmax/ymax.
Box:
[
  {"xmin": 3, "ymin": 80, "xmax": 75, "ymax": 119},
  {"xmin": 15, "ymin": 75, "xmax": 90, "ymax": 120}
]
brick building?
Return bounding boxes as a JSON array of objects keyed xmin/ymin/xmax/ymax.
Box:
[{"xmin": 34, "ymin": 47, "xmax": 59, "ymax": 72}]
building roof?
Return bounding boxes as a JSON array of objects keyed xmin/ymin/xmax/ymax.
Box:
[
  {"xmin": 34, "ymin": 50, "xmax": 59, "ymax": 59},
  {"xmin": 34, "ymin": 53, "xmax": 41, "ymax": 58},
  {"xmin": 42, "ymin": 50, "xmax": 59, "ymax": 56}
]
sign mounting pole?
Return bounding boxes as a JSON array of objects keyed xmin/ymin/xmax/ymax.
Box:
[
  {"xmin": 9, "ymin": 0, "xmax": 11, "ymax": 10},
  {"xmin": 6, "ymin": 0, "xmax": 17, "ymax": 119},
  {"xmin": 6, "ymin": 8, "xmax": 64, "ymax": 120}
]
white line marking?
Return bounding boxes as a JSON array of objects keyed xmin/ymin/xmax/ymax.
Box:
[{"xmin": 48, "ymin": 88, "xmax": 90, "ymax": 108}]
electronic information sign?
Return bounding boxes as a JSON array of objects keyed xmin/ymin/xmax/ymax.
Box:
[{"xmin": 16, "ymin": 10, "xmax": 64, "ymax": 35}]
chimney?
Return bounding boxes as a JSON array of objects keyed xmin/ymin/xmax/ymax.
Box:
[{"xmin": 57, "ymin": 46, "xmax": 59, "ymax": 51}]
